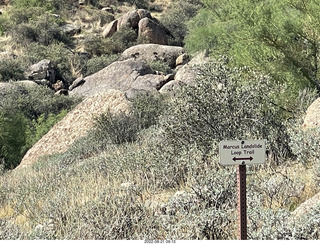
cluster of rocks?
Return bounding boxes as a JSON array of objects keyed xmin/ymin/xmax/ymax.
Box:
[
  {"xmin": 102, "ymin": 9, "xmax": 171, "ymax": 45},
  {"xmin": 69, "ymin": 43, "xmax": 207, "ymax": 100},
  {"xmin": 23, "ymin": 59, "xmax": 68, "ymax": 95},
  {"xmin": 17, "ymin": 43, "xmax": 208, "ymax": 168},
  {"xmin": 0, "ymin": 8, "xmax": 176, "ymax": 95}
]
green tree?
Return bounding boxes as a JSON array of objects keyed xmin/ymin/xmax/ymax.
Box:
[{"xmin": 186, "ymin": 0, "xmax": 320, "ymax": 96}]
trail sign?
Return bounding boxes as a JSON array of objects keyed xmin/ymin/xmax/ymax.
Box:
[
  {"xmin": 219, "ymin": 140, "xmax": 266, "ymax": 166},
  {"xmin": 219, "ymin": 139, "xmax": 266, "ymax": 240}
]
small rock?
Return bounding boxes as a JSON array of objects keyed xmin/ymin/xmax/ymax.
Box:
[
  {"xmin": 69, "ymin": 76, "xmax": 85, "ymax": 91},
  {"xmin": 303, "ymin": 97, "xmax": 320, "ymax": 129},
  {"xmin": 176, "ymin": 53, "xmax": 190, "ymax": 66},
  {"xmin": 35, "ymin": 224, "xmax": 44, "ymax": 232},
  {"xmin": 52, "ymin": 80, "xmax": 65, "ymax": 91},
  {"xmin": 101, "ymin": 7, "xmax": 114, "ymax": 14},
  {"xmin": 102, "ymin": 20, "xmax": 118, "ymax": 38},
  {"xmin": 55, "ymin": 89, "xmax": 69, "ymax": 96},
  {"xmin": 16, "ymin": 80, "xmax": 38, "ymax": 87},
  {"xmin": 120, "ymin": 182, "xmax": 135, "ymax": 190},
  {"xmin": 61, "ymin": 24, "xmax": 81, "ymax": 36}
]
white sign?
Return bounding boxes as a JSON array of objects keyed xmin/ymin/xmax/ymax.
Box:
[{"xmin": 219, "ymin": 140, "xmax": 266, "ymax": 166}]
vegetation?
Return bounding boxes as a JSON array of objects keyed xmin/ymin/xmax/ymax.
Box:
[
  {"xmin": 0, "ymin": 85, "xmax": 80, "ymax": 169},
  {"xmin": 185, "ymin": 0, "xmax": 320, "ymax": 100},
  {"xmin": 1, "ymin": 58, "xmax": 320, "ymax": 239},
  {"xmin": 1, "ymin": 0, "xmax": 320, "ymax": 240}
]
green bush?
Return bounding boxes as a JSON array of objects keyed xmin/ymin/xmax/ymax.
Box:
[
  {"xmin": 11, "ymin": 0, "xmax": 52, "ymax": 9},
  {"xmin": 0, "ymin": 58, "xmax": 25, "ymax": 82},
  {"xmin": 147, "ymin": 60, "xmax": 172, "ymax": 74},
  {"xmin": 93, "ymin": 111, "xmax": 140, "ymax": 144},
  {"xmin": 0, "ymin": 85, "xmax": 80, "ymax": 170},
  {"xmin": 26, "ymin": 110, "xmax": 68, "ymax": 148},
  {"xmin": 0, "ymin": 111, "xmax": 29, "ymax": 169},
  {"xmin": 25, "ymin": 43, "xmax": 75, "ymax": 83},
  {"xmin": 131, "ymin": 92, "xmax": 165, "ymax": 130},
  {"xmin": 84, "ymin": 54, "xmax": 119, "ymax": 76},
  {"xmin": 0, "ymin": 85, "xmax": 79, "ymax": 120},
  {"xmin": 160, "ymin": 0, "xmax": 203, "ymax": 46},
  {"xmin": 104, "ymin": 25, "xmax": 138, "ymax": 54},
  {"xmin": 162, "ymin": 57, "xmax": 293, "ymax": 164},
  {"xmin": 93, "ymin": 92, "xmax": 165, "ymax": 145},
  {"xmin": 10, "ymin": 13, "xmax": 70, "ymax": 46}
]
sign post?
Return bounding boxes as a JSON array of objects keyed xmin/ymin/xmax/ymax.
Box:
[
  {"xmin": 237, "ymin": 165, "xmax": 247, "ymax": 240},
  {"xmin": 219, "ymin": 140, "xmax": 266, "ymax": 240}
]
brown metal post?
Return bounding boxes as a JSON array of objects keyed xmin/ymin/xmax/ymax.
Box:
[{"xmin": 237, "ymin": 165, "xmax": 247, "ymax": 240}]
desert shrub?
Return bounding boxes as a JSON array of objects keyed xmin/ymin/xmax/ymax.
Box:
[
  {"xmin": 93, "ymin": 92, "xmax": 165, "ymax": 145},
  {"xmin": 289, "ymin": 127, "xmax": 320, "ymax": 166},
  {"xmin": 84, "ymin": 54, "xmax": 119, "ymax": 76},
  {"xmin": 0, "ymin": 85, "xmax": 79, "ymax": 120},
  {"xmin": 160, "ymin": 0, "xmax": 203, "ymax": 46},
  {"xmin": 24, "ymin": 43, "xmax": 75, "ymax": 83},
  {"xmin": 150, "ymin": 167, "xmax": 237, "ymax": 239},
  {"xmin": 116, "ymin": 0, "xmax": 148, "ymax": 9},
  {"xmin": 248, "ymin": 170, "xmax": 305, "ymax": 210},
  {"xmin": 84, "ymin": 26, "xmax": 136, "ymax": 56},
  {"xmin": 104, "ymin": 25, "xmax": 138, "ymax": 54},
  {"xmin": 247, "ymin": 207, "xmax": 292, "ymax": 240},
  {"xmin": 0, "ymin": 58, "xmax": 25, "ymax": 82},
  {"xmin": 148, "ymin": 60, "xmax": 172, "ymax": 74},
  {"xmin": 11, "ymin": 0, "xmax": 52, "ymax": 9},
  {"xmin": 94, "ymin": 111, "xmax": 140, "ymax": 144},
  {"xmin": 77, "ymin": 5, "xmax": 114, "ymax": 26},
  {"xmin": 162, "ymin": 57, "xmax": 293, "ymax": 164},
  {"xmin": 0, "ymin": 85, "xmax": 80, "ymax": 170},
  {"xmin": 10, "ymin": 13, "xmax": 70, "ymax": 46},
  {"xmin": 0, "ymin": 219, "xmax": 24, "ymax": 239},
  {"xmin": 83, "ymin": 36, "xmax": 106, "ymax": 56},
  {"xmin": 291, "ymin": 204, "xmax": 320, "ymax": 239},
  {"xmin": 26, "ymin": 110, "xmax": 68, "ymax": 148},
  {"xmin": 131, "ymin": 92, "xmax": 165, "ymax": 130}
]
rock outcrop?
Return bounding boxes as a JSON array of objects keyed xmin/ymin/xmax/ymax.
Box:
[
  {"xmin": 70, "ymin": 59, "xmax": 155, "ymax": 97},
  {"xmin": 292, "ymin": 191, "xmax": 320, "ymax": 219},
  {"xmin": 138, "ymin": 17, "xmax": 168, "ymax": 45},
  {"xmin": 18, "ymin": 89, "xmax": 130, "ymax": 169},
  {"xmin": 102, "ymin": 19, "xmax": 118, "ymax": 38},
  {"xmin": 24, "ymin": 59, "xmax": 56, "ymax": 85},
  {"xmin": 102, "ymin": 9, "xmax": 170, "ymax": 45},
  {"xmin": 303, "ymin": 97, "xmax": 320, "ymax": 129},
  {"xmin": 121, "ymin": 44, "xmax": 185, "ymax": 68},
  {"xmin": 18, "ymin": 46, "xmax": 209, "ymax": 169}
]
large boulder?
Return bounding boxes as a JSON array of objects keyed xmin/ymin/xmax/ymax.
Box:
[
  {"xmin": 18, "ymin": 89, "xmax": 130, "ymax": 169},
  {"xmin": 102, "ymin": 8, "xmax": 170, "ymax": 44},
  {"xmin": 292, "ymin": 191, "xmax": 320, "ymax": 219},
  {"xmin": 138, "ymin": 17, "xmax": 168, "ymax": 45},
  {"xmin": 70, "ymin": 59, "xmax": 156, "ymax": 97},
  {"xmin": 303, "ymin": 97, "xmax": 320, "ymax": 128},
  {"xmin": 121, "ymin": 44, "xmax": 185, "ymax": 68},
  {"xmin": 24, "ymin": 59, "xmax": 56, "ymax": 85},
  {"xmin": 117, "ymin": 9, "xmax": 152, "ymax": 30}
]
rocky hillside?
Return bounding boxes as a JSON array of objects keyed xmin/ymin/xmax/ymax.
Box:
[{"xmin": 1, "ymin": 0, "xmax": 320, "ymax": 241}]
